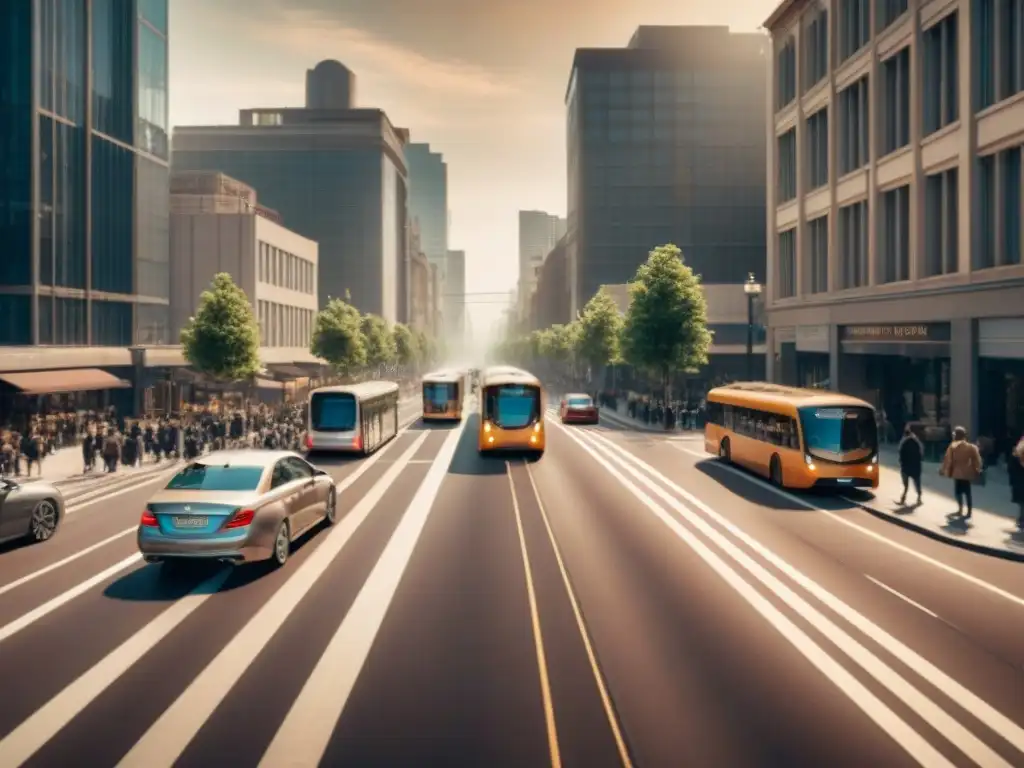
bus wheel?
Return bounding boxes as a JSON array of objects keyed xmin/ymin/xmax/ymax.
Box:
[
  {"xmin": 770, "ymin": 455, "xmax": 783, "ymax": 486},
  {"xmin": 719, "ymin": 438, "xmax": 731, "ymax": 462}
]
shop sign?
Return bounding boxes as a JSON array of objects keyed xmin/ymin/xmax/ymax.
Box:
[{"xmin": 841, "ymin": 323, "xmax": 950, "ymax": 342}]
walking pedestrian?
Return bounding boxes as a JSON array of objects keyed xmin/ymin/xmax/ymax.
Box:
[
  {"xmin": 897, "ymin": 425, "xmax": 923, "ymax": 506},
  {"xmin": 1010, "ymin": 433, "xmax": 1024, "ymax": 530},
  {"xmin": 940, "ymin": 426, "xmax": 983, "ymax": 520}
]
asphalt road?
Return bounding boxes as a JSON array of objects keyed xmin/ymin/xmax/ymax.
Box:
[{"xmin": 1, "ymin": 400, "xmax": 1023, "ymax": 767}]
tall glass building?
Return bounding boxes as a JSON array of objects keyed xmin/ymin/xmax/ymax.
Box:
[{"xmin": 0, "ymin": 0, "xmax": 170, "ymax": 348}]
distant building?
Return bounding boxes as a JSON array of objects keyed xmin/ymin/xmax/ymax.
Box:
[
  {"xmin": 172, "ymin": 60, "xmax": 408, "ymax": 323},
  {"xmin": 531, "ymin": 236, "xmax": 570, "ymax": 330},
  {"xmin": 170, "ymin": 172, "xmax": 318, "ymax": 360},
  {"xmin": 405, "ymin": 142, "xmax": 449, "ymax": 283},
  {"xmin": 518, "ymin": 211, "xmax": 566, "ymax": 320},
  {"xmin": 445, "ymin": 250, "xmax": 466, "ymax": 348},
  {"xmin": 565, "ymin": 26, "xmax": 767, "ymax": 316}
]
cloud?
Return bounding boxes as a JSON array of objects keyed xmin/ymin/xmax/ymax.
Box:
[{"xmin": 244, "ymin": 8, "xmax": 519, "ymax": 98}]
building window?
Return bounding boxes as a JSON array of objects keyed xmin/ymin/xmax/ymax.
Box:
[
  {"xmin": 999, "ymin": 0, "xmax": 1024, "ymax": 102},
  {"xmin": 776, "ymin": 37, "xmax": 797, "ymax": 110},
  {"xmin": 53, "ymin": 297, "xmax": 87, "ymax": 345},
  {"xmin": 777, "ymin": 128, "xmax": 797, "ymax": 202},
  {"xmin": 806, "ymin": 215, "xmax": 829, "ymax": 294},
  {"xmin": 976, "ymin": 0, "xmax": 1024, "ymax": 108},
  {"xmin": 777, "ymin": 229, "xmax": 797, "ymax": 298},
  {"xmin": 0, "ymin": 296, "xmax": 32, "ymax": 345},
  {"xmin": 137, "ymin": 22, "xmax": 169, "ymax": 159},
  {"xmin": 876, "ymin": 0, "xmax": 908, "ymax": 31},
  {"xmin": 922, "ymin": 12, "xmax": 959, "ymax": 136},
  {"xmin": 923, "ymin": 168, "xmax": 959, "ymax": 277},
  {"xmin": 880, "ymin": 48, "xmax": 910, "ymax": 155},
  {"xmin": 839, "ymin": 0, "xmax": 871, "ymax": 62},
  {"xmin": 805, "ymin": 107, "xmax": 829, "ymax": 190},
  {"xmin": 880, "ymin": 185, "xmax": 911, "ymax": 283},
  {"xmin": 838, "ymin": 76, "xmax": 869, "ymax": 174},
  {"xmin": 91, "ymin": 299, "xmax": 133, "ymax": 346},
  {"xmin": 977, "ymin": 146, "xmax": 1023, "ymax": 269},
  {"xmin": 91, "ymin": 0, "xmax": 133, "ymax": 143},
  {"xmin": 802, "ymin": 5, "xmax": 829, "ymax": 93},
  {"xmin": 90, "ymin": 135, "xmax": 134, "ymax": 294},
  {"xmin": 839, "ymin": 200, "xmax": 869, "ymax": 288}
]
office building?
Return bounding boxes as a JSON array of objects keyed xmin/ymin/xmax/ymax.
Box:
[
  {"xmin": 172, "ymin": 60, "xmax": 408, "ymax": 323},
  {"xmin": 445, "ymin": 249, "xmax": 466, "ymax": 348},
  {"xmin": 0, "ymin": 0, "xmax": 171, "ymax": 350},
  {"xmin": 765, "ymin": 0, "xmax": 1024, "ymax": 440},
  {"xmin": 565, "ymin": 26, "xmax": 767, "ymax": 318},
  {"xmin": 518, "ymin": 211, "xmax": 566, "ymax": 320},
  {"xmin": 169, "ymin": 171, "xmax": 318, "ymax": 356},
  {"xmin": 531, "ymin": 236, "xmax": 570, "ymax": 330},
  {"xmin": 405, "ymin": 142, "xmax": 449, "ymax": 279}
]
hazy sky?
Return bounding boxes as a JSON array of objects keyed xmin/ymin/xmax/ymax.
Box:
[{"xmin": 169, "ymin": 0, "xmax": 779, "ymax": 335}]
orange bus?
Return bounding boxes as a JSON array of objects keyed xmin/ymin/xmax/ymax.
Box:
[
  {"xmin": 705, "ymin": 382, "xmax": 878, "ymax": 490},
  {"xmin": 478, "ymin": 367, "xmax": 545, "ymax": 456},
  {"xmin": 422, "ymin": 370, "xmax": 467, "ymax": 421}
]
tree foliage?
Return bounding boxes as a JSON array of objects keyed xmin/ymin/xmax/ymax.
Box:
[
  {"xmin": 361, "ymin": 314, "xmax": 397, "ymax": 367},
  {"xmin": 180, "ymin": 272, "xmax": 261, "ymax": 381},
  {"xmin": 621, "ymin": 244, "xmax": 711, "ymax": 393},
  {"xmin": 392, "ymin": 322, "xmax": 419, "ymax": 368},
  {"xmin": 576, "ymin": 287, "xmax": 623, "ymax": 371},
  {"xmin": 311, "ymin": 296, "xmax": 367, "ymax": 375}
]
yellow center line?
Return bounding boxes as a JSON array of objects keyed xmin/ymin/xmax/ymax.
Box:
[
  {"xmin": 506, "ymin": 461, "xmax": 562, "ymax": 768},
  {"xmin": 523, "ymin": 460, "xmax": 635, "ymax": 768}
]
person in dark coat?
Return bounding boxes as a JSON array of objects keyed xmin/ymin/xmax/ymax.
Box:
[
  {"xmin": 898, "ymin": 424, "xmax": 923, "ymax": 506},
  {"xmin": 1010, "ymin": 435, "xmax": 1024, "ymax": 529}
]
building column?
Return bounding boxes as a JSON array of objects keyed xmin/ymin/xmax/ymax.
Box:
[
  {"xmin": 950, "ymin": 317, "xmax": 977, "ymax": 437},
  {"xmin": 828, "ymin": 323, "xmax": 841, "ymax": 392},
  {"xmin": 766, "ymin": 326, "xmax": 777, "ymax": 381}
]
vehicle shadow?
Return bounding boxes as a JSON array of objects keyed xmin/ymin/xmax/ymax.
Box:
[
  {"xmin": 694, "ymin": 460, "xmax": 850, "ymax": 512},
  {"xmin": 413, "ymin": 418, "xmax": 461, "ymax": 430},
  {"xmin": 305, "ymin": 450, "xmax": 364, "ymax": 467},
  {"xmin": 447, "ymin": 414, "xmax": 541, "ymax": 476}
]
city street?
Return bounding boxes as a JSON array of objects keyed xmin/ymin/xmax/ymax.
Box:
[{"xmin": 1, "ymin": 409, "xmax": 1024, "ymax": 767}]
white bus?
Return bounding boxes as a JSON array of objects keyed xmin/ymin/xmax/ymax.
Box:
[{"xmin": 305, "ymin": 381, "xmax": 400, "ymax": 455}]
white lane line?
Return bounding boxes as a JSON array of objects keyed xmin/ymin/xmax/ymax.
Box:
[
  {"xmin": 0, "ymin": 568, "xmax": 231, "ymax": 767},
  {"xmin": 259, "ymin": 421, "xmax": 466, "ymax": 767},
  {"xmin": 865, "ymin": 575, "xmax": 939, "ymax": 619},
  {"xmin": 0, "ymin": 527, "xmax": 136, "ymax": 598},
  {"xmin": 66, "ymin": 468, "xmax": 180, "ymax": 514},
  {"xmin": 118, "ymin": 431, "xmax": 430, "ymax": 768},
  {"xmin": 707, "ymin": 457, "xmax": 1024, "ymax": 612},
  {"xmin": 553, "ymin": 423, "xmax": 955, "ymax": 767},
  {"xmin": 0, "ymin": 554, "xmax": 142, "ymax": 645},
  {"xmin": 573, "ymin": 426, "xmax": 1024, "ymax": 764},
  {"xmin": 523, "ymin": 462, "xmax": 633, "ymax": 767}
]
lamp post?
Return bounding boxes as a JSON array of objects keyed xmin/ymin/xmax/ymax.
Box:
[{"xmin": 743, "ymin": 273, "xmax": 763, "ymax": 381}]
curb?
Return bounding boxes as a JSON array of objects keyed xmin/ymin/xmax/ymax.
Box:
[{"xmin": 848, "ymin": 498, "xmax": 1024, "ymax": 563}]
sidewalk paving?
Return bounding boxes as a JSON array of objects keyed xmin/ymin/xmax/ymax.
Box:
[
  {"xmin": 599, "ymin": 404, "xmax": 1024, "ymax": 561},
  {"xmin": 8, "ymin": 447, "xmax": 177, "ymax": 486}
]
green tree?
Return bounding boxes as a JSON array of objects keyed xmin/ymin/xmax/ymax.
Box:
[
  {"xmin": 361, "ymin": 314, "xmax": 397, "ymax": 369},
  {"xmin": 180, "ymin": 272, "xmax": 261, "ymax": 381},
  {"xmin": 311, "ymin": 296, "xmax": 367, "ymax": 376},
  {"xmin": 622, "ymin": 244, "xmax": 711, "ymax": 401},
  {"xmin": 414, "ymin": 329, "xmax": 434, "ymax": 368},
  {"xmin": 576, "ymin": 288, "xmax": 624, "ymax": 379},
  {"xmin": 392, "ymin": 322, "xmax": 418, "ymax": 370}
]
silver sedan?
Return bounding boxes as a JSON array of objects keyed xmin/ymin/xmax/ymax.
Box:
[{"xmin": 0, "ymin": 477, "xmax": 64, "ymax": 546}]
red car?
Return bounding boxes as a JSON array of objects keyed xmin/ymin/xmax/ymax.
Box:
[{"xmin": 560, "ymin": 394, "xmax": 599, "ymax": 425}]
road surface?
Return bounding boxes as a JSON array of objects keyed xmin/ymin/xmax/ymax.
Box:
[{"xmin": 1, "ymin": 405, "xmax": 1023, "ymax": 767}]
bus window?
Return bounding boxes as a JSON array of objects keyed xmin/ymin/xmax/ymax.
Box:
[
  {"xmin": 798, "ymin": 406, "xmax": 877, "ymax": 460},
  {"xmin": 424, "ymin": 382, "xmax": 457, "ymax": 411},
  {"xmin": 310, "ymin": 392, "xmax": 357, "ymax": 432},
  {"xmin": 485, "ymin": 385, "xmax": 540, "ymax": 429}
]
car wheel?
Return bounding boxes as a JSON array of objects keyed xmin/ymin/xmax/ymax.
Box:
[
  {"xmin": 324, "ymin": 488, "xmax": 338, "ymax": 526},
  {"xmin": 719, "ymin": 437, "xmax": 731, "ymax": 462},
  {"xmin": 271, "ymin": 521, "xmax": 290, "ymax": 568},
  {"xmin": 27, "ymin": 499, "xmax": 60, "ymax": 543}
]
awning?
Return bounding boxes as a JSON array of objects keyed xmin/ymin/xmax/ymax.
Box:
[
  {"xmin": 255, "ymin": 378, "xmax": 284, "ymax": 390},
  {"xmin": 0, "ymin": 368, "xmax": 131, "ymax": 395},
  {"xmin": 266, "ymin": 364, "xmax": 307, "ymax": 380}
]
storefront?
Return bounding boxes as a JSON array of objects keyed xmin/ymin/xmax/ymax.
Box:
[
  {"xmin": 977, "ymin": 318, "xmax": 1024, "ymax": 456},
  {"xmin": 795, "ymin": 325, "xmax": 830, "ymax": 388},
  {"xmin": 0, "ymin": 368, "xmax": 133, "ymax": 432},
  {"xmin": 838, "ymin": 323, "xmax": 951, "ymax": 449}
]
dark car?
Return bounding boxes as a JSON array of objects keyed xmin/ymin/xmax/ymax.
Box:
[
  {"xmin": 0, "ymin": 478, "xmax": 64, "ymax": 546},
  {"xmin": 560, "ymin": 394, "xmax": 599, "ymax": 425}
]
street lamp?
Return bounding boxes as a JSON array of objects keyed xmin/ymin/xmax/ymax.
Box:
[{"xmin": 743, "ymin": 273, "xmax": 763, "ymax": 381}]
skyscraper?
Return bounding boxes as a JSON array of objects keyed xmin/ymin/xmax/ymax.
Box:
[
  {"xmin": 565, "ymin": 26, "xmax": 766, "ymax": 315},
  {"xmin": 173, "ymin": 61, "xmax": 408, "ymax": 323},
  {"xmin": 445, "ymin": 249, "xmax": 466, "ymax": 349},
  {"xmin": 0, "ymin": 0, "xmax": 171, "ymax": 347},
  {"xmin": 518, "ymin": 211, "xmax": 566, "ymax": 320},
  {"xmin": 404, "ymin": 142, "xmax": 448, "ymax": 277}
]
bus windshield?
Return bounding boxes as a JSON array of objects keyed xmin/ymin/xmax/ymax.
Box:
[
  {"xmin": 310, "ymin": 392, "xmax": 357, "ymax": 432},
  {"xmin": 424, "ymin": 382, "xmax": 457, "ymax": 407},
  {"xmin": 798, "ymin": 406, "xmax": 877, "ymax": 461},
  {"xmin": 486, "ymin": 384, "xmax": 540, "ymax": 429}
]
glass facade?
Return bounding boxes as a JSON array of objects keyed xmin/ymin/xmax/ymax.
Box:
[{"xmin": 0, "ymin": 0, "xmax": 171, "ymax": 347}]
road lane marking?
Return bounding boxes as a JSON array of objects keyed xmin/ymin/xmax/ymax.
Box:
[
  {"xmin": 0, "ymin": 527, "xmax": 136, "ymax": 598},
  {"xmin": 0, "ymin": 554, "xmax": 142, "ymax": 645},
  {"xmin": 117, "ymin": 430, "xmax": 430, "ymax": 768},
  {"xmin": 702, "ymin": 455, "xmax": 1024, "ymax": 612},
  {"xmin": 65, "ymin": 471, "xmax": 176, "ymax": 514},
  {"xmin": 0, "ymin": 568, "xmax": 231, "ymax": 766},
  {"xmin": 258, "ymin": 421, "xmax": 467, "ymax": 767},
  {"xmin": 500, "ymin": 461, "xmax": 562, "ymax": 768},
  {"xmin": 572, "ymin": 426, "xmax": 1024, "ymax": 764},
  {"xmin": 551, "ymin": 422, "xmax": 955, "ymax": 767},
  {"xmin": 865, "ymin": 575, "xmax": 939, "ymax": 619},
  {"xmin": 522, "ymin": 461, "xmax": 633, "ymax": 768}
]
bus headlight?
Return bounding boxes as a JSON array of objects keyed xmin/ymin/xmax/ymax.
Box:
[
  {"xmin": 804, "ymin": 454, "xmax": 816, "ymax": 472},
  {"xmin": 871, "ymin": 453, "xmax": 878, "ymax": 464},
  {"xmin": 533, "ymin": 422, "xmax": 542, "ymax": 433},
  {"xmin": 483, "ymin": 421, "xmax": 491, "ymax": 433}
]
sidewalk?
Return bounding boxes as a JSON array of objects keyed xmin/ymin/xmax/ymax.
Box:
[
  {"xmin": 8, "ymin": 447, "xmax": 178, "ymax": 487},
  {"xmin": 599, "ymin": 403, "xmax": 694, "ymax": 434}
]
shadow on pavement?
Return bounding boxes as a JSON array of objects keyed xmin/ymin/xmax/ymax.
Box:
[
  {"xmin": 412, "ymin": 419, "xmax": 461, "ymax": 430},
  {"xmin": 447, "ymin": 414, "xmax": 541, "ymax": 476},
  {"xmin": 694, "ymin": 460, "xmax": 855, "ymax": 512}
]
